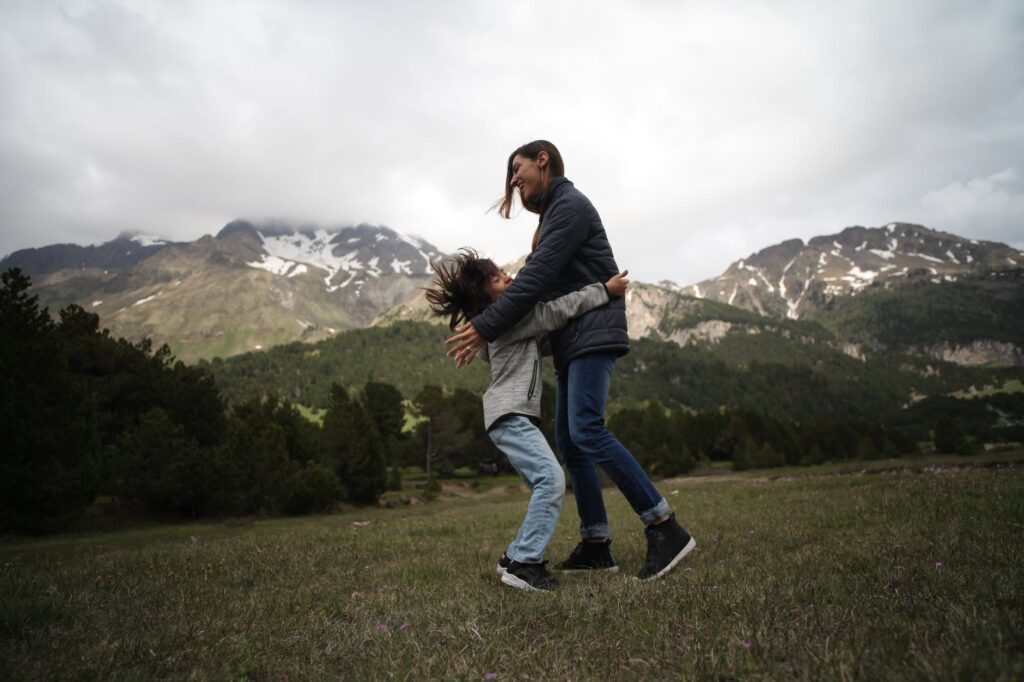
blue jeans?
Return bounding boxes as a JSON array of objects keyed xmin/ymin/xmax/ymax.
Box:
[
  {"xmin": 556, "ymin": 352, "xmax": 670, "ymax": 539},
  {"xmin": 488, "ymin": 415, "xmax": 566, "ymax": 564}
]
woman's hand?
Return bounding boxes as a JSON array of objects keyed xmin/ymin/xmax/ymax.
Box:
[
  {"xmin": 445, "ymin": 322, "xmax": 486, "ymax": 368},
  {"xmin": 605, "ymin": 269, "xmax": 630, "ymax": 298}
]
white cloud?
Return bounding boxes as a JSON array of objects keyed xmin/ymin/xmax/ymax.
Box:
[
  {"xmin": 920, "ymin": 168, "xmax": 1024, "ymax": 247},
  {"xmin": 1, "ymin": 0, "xmax": 1023, "ymax": 284}
]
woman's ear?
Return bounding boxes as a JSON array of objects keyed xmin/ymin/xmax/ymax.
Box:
[{"xmin": 537, "ymin": 150, "xmax": 549, "ymax": 169}]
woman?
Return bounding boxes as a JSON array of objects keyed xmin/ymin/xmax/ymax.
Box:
[{"xmin": 446, "ymin": 140, "xmax": 696, "ymax": 580}]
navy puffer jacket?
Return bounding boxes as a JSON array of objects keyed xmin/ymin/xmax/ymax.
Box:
[{"xmin": 471, "ymin": 177, "xmax": 629, "ymax": 372}]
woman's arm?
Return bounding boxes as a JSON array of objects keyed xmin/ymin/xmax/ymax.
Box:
[
  {"xmin": 445, "ymin": 194, "xmax": 591, "ymax": 365},
  {"xmin": 496, "ymin": 271, "xmax": 628, "ymax": 345}
]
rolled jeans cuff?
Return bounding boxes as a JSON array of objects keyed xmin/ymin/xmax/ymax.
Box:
[
  {"xmin": 580, "ymin": 523, "xmax": 610, "ymax": 540},
  {"xmin": 638, "ymin": 498, "xmax": 671, "ymax": 526}
]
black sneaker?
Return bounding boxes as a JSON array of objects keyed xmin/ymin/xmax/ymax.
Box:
[
  {"xmin": 637, "ymin": 513, "xmax": 696, "ymax": 580},
  {"xmin": 496, "ymin": 553, "xmax": 511, "ymax": 576},
  {"xmin": 556, "ymin": 540, "xmax": 619, "ymax": 573},
  {"xmin": 501, "ymin": 560, "xmax": 560, "ymax": 592}
]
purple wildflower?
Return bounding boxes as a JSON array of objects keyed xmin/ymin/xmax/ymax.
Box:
[
  {"xmin": 743, "ymin": 642, "xmax": 753, "ymax": 649},
  {"xmin": 400, "ymin": 622, "xmax": 411, "ymax": 630},
  {"xmin": 483, "ymin": 674, "xmax": 497, "ymax": 680},
  {"xmin": 378, "ymin": 624, "xmax": 389, "ymax": 631},
  {"xmin": 935, "ymin": 561, "xmax": 943, "ymax": 569}
]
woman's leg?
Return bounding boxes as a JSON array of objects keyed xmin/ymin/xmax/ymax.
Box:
[
  {"xmin": 565, "ymin": 352, "xmax": 670, "ymax": 525},
  {"xmin": 556, "ymin": 368, "xmax": 611, "ymax": 540},
  {"xmin": 488, "ymin": 416, "xmax": 566, "ymax": 564}
]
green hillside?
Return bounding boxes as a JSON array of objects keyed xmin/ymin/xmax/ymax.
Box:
[
  {"xmin": 804, "ymin": 268, "xmax": 1024, "ymax": 352},
  {"xmin": 208, "ymin": 320, "xmax": 1021, "ymax": 425},
  {"xmin": 204, "ymin": 321, "xmax": 492, "ymax": 407}
]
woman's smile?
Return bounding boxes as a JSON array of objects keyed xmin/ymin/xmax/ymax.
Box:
[{"xmin": 510, "ymin": 152, "xmax": 546, "ymax": 207}]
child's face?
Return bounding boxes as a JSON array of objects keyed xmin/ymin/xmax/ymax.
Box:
[{"xmin": 483, "ymin": 268, "xmax": 513, "ymax": 301}]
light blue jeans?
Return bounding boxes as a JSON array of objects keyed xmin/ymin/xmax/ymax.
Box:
[
  {"xmin": 556, "ymin": 352, "xmax": 670, "ymax": 539},
  {"xmin": 488, "ymin": 415, "xmax": 566, "ymax": 564}
]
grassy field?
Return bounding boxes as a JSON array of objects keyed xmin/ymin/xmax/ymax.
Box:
[{"xmin": 2, "ymin": 456, "xmax": 1023, "ymax": 680}]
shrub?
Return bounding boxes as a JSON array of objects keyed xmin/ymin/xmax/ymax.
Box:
[{"xmin": 284, "ymin": 462, "xmax": 343, "ymax": 514}]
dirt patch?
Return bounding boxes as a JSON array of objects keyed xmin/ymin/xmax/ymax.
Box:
[{"xmin": 437, "ymin": 482, "xmax": 525, "ymax": 500}]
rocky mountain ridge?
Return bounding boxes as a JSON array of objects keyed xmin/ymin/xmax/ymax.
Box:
[
  {"xmin": 6, "ymin": 220, "xmax": 1021, "ymax": 368},
  {"xmin": 681, "ymin": 222, "xmax": 1023, "ymax": 319},
  {"xmin": 0, "ymin": 231, "xmax": 179, "ymax": 274},
  {"xmin": 8, "ymin": 221, "xmax": 445, "ymax": 362}
]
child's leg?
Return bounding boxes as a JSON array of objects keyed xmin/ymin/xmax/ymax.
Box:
[{"xmin": 487, "ymin": 415, "xmax": 566, "ymax": 564}]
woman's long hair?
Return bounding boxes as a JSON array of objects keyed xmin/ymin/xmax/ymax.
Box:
[{"xmin": 491, "ymin": 140, "xmax": 565, "ymax": 251}]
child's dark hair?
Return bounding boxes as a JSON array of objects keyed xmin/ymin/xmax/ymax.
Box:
[{"xmin": 424, "ymin": 248, "xmax": 500, "ymax": 331}]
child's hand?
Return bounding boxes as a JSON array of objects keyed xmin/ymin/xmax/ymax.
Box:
[{"xmin": 605, "ymin": 269, "xmax": 630, "ymax": 298}]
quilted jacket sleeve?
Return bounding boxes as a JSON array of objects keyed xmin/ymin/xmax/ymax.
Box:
[
  {"xmin": 492, "ymin": 284, "xmax": 609, "ymax": 347},
  {"xmin": 470, "ymin": 193, "xmax": 590, "ymax": 341}
]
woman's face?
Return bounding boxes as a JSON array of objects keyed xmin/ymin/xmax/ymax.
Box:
[{"xmin": 510, "ymin": 151, "xmax": 548, "ymax": 209}]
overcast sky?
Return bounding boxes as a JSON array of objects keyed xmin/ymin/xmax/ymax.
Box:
[{"xmin": 1, "ymin": 0, "xmax": 1022, "ymax": 284}]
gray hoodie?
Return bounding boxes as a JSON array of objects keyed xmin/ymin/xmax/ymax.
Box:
[{"xmin": 481, "ymin": 283, "xmax": 609, "ymax": 430}]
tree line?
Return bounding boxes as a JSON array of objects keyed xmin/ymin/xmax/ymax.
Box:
[
  {"xmin": 607, "ymin": 402, "xmax": 918, "ymax": 472},
  {"xmin": 2, "ymin": 268, "xmax": 543, "ymax": 533},
  {"xmin": 4, "ymin": 268, "xmax": 1020, "ymax": 534}
]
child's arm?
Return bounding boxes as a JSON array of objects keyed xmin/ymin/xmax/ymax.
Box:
[{"xmin": 495, "ymin": 270, "xmax": 629, "ymax": 346}]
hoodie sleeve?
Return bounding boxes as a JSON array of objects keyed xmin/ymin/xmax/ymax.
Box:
[
  {"xmin": 469, "ymin": 194, "xmax": 591, "ymax": 341},
  {"xmin": 492, "ymin": 284, "xmax": 609, "ymax": 346}
]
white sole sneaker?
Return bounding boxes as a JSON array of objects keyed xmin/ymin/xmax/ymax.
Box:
[
  {"xmin": 500, "ymin": 572, "xmax": 550, "ymax": 592},
  {"xmin": 645, "ymin": 536, "xmax": 697, "ymax": 581}
]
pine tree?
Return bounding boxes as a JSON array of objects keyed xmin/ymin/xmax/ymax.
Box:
[
  {"xmin": 732, "ymin": 438, "xmax": 756, "ymax": 471},
  {"xmin": 934, "ymin": 419, "xmax": 972, "ymax": 455},
  {"xmin": 363, "ymin": 381, "xmax": 405, "ymax": 440},
  {"xmin": 0, "ymin": 269, "xmax": 99, "ymax": 532},
  {"xmin": 322, "ymin": 383, "xmax": 387, "ymax": 505}
]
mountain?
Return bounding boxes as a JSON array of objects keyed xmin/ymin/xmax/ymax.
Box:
[
  {"xmin": 374, "ymin": 224, "xmax": 1022, "ymax": 368},
  {"xmin": 682, "ymin": 222, "xmax": 1023, "ymax": 319},
  {"xmin": 9, "ymin": 220, "xmax": 444, "ymax": 362},
  {"xmin": 801, "ymin": 268, "xmax": 1024, "ymax": 365},
  {"xmin": 7, "ymin": 219, "xmax": 1022, "ymax": 369},
  {"xmin": 0, "ymin": 231, "xmax": 179, "ymax": 274}
]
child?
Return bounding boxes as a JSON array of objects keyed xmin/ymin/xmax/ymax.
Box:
[{"xmin": 425, "ymin": 248, "xmax": 628, "ymax": 592}]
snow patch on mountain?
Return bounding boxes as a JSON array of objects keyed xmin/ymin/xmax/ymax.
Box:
[
  {"xmin": 133, "ymin": 292, "xmax": 160, "ymax": 306},
  {"xmin": 247, "ymin": 225, "xmax": 441, "ymax": 290},
  {"xmin": 248, "ymin": 255, "xmax": 309, "ymax": 278},
  {"xmin": 129, "ymin": 234, "xmax": 170, "ymax": 247},
  {"xmin": 842, "ymin": 266, "xmax": 878, "ymax": 290}
]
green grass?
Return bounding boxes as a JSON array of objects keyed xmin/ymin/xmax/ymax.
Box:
[
  {"xmin": 963, "ymin": 378, "xmax": 1024, "ymax": 398},
  {"xmin": 294, "ymin": 403, "xmax": 325, "ymax": 425},
  {"xmin": 693, "ymin": 450, "xmax": 1024, "ymax": 478},
  {"xmin": 2, "ymin": 459, "xmax": 1023, "ymax": 680}
]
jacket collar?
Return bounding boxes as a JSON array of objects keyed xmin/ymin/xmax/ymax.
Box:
[{"xmin": 540, "ymin": 176, "xmax": 572, "ymax": 215}]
